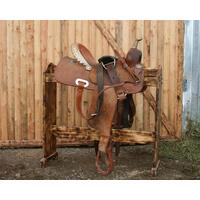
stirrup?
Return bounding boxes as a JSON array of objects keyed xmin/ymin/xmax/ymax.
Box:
[{"xmin": 95, "ymin": 146, "xmax": 113, "ymax": 176}]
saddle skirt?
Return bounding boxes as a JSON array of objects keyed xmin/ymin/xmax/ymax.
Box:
[{"xmin": 55, "ymin": 56, "xmax": 97, "ymax": 90}]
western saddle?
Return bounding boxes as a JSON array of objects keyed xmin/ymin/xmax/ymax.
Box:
[{"xmin": 54, "ymin": 40, "xmax": 145, "ymax": 175}]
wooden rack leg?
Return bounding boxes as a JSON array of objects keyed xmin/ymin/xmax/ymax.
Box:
[
  {"xmin": 94, "ymin": 141, "xmax": 99, "ymax": 155},
  {"xmin": 151, "ymin": 136, "xmax": 160, "ymax": 176},
  {"xmin": 151, "ymin": 69, "xmax": 162, "ymax": 176},
  {"xmin": 115, "ymin": 142, "xmax": 121, "ymax": 157},
  {"xmin": 40, "ymin": 64, "xmax": 58, "ymax": 168}
]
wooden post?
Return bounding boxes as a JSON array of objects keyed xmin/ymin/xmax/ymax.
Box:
[
  {"xmin": 40, "ymin": 63, "xmax": 58, "ymax": 167},
  {"xmin": 151, "ymin": 68, "xmax": 162, "ymax": 176}
]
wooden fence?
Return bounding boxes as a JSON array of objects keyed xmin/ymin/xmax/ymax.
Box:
[{"xmin": 0, "ymin": 20, "xmax": 184, "ymax": 147}]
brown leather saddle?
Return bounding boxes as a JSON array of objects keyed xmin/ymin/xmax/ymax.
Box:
[{"xmin": 54, "ymin": 42, "xmax": 144, "ymax": 175}]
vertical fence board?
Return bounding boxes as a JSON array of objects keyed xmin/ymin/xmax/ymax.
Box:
[
  {"xmin": 176, "ymin": 21, "xmax": 184, "ymax": 137},
  {"xmin": 108, "ymin": 20, "xmax": 115, "ymax": 55},
  {"xmin": 60, "ymin": 21, "xmax": 68, "ymax": 127},
  {"xmin": 162, "ymin": 21, "xmax": 170, "ymax": 136},
  {"xmin": 0, "ymin": 22, "xmax": 2, "ymax": 140},
  {"xmin": 157, "ymin": 21, "xmax": 165, "ymax": 135},
  {"xmin": 149, "ymin": 21, "xmax": 157, "ymax": 131},
  {"xmin": 143, "ymin": 20, "xmax": 151, "ymax": 131},
  {"xmin": 40, "ymin": 21, "xmax": 48, "ymax": 71},
  {"xmin": 34, "ymin": 20, "xmax": 42, "ymax": 140},
  {"xmin": 135, "ymin": 20, "xmax": 144, "ymax": 131},
  {"xmin": 53, "ymin": 21, "xmax": 62, "ymax": 127},
  {"xmin": 0, "ymin": 21, "xmax": 8, "ymax": 140},
  {"xmin": 26, "ymin": 21, "xmax": 35, "ymax": 140},
  {"xmin": 169, "ymin": 21, "xmax": 176, "ymax": 128},
  {"xmin": 19, "ymin": 21, "xmax": 28, "ymax": 140},
  {"xmin": 129, "ymin": 21, "xmax": 137, "ymax": 130},
  {"xmin": 7, "ymin": 21, "xmax": 15, "ymax": 140},
  {"xmin": 13, "ymin": 20, "xmax": 21, "ymax": 140}
]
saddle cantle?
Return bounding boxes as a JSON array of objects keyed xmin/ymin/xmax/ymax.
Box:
[{"xmin": 71, "ymin": 43, "xmax": 97, "ymax": 70}]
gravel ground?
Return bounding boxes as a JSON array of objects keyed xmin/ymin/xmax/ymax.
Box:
[{"xmin": 0, "ymin": 145, "xmax": 200, "ymax": 180}]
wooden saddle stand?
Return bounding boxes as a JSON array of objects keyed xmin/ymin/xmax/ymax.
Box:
[{"xmin": 40, "ymin": 40, "xmax": 162, "ymax": 176}]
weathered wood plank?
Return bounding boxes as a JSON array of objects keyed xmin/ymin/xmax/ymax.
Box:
[
  {"xmin": 169, "ymin": 21, "xmax": 176, "ymax": 130},
  {"xmin": 60, "ymin": 21, "xmax": 68, "ymax": 127},
  {"xmin": 53, "ymin": 21, "xmax": 62, "ymax": 127},
  {"xmin": 135, "ymin": 20, "xmax": 144, "ymax": 130},
  {"xmin": 149, "ymin": 21, "xmax": 157, "ymax": 131},
  {"xmin": 40, "ymin": 20, "xmax": 48, "ymax": 71},
  {"xmin": 95, "ymin": 20, "xmax": 125, "ymax": 57},
  {"xmin": 0, "ymin": 21, "xmax": 8, "ymax": 140},
  {"xmin": 162, "ymin": 21, "xmax": 170, "ymax": 136},
  {"xmin": 108, "ymin": 20, "xmax": 116, "ymax": 55},
  {"xmin": 143, "ymin": 20, "xmax": 151, "ymax": 131},
  {"xmin": 34, "ymin": 20, "xmax": 42, "ymax": 140},
  {"xmin": 26, "ymin": 21, "xmax": 35, "ymax": 140},
  {"xmin": 0, "ymin": 140, "xmax": 42, "ymax": 148},
  {"xmin": 13, "ymin": 20, "xmax": 21, "ymax": 140},
  {"xmin": 52, "ymin": 126, "xmax": 155, "ymax": 144},
  {"xmin": 176, "ymin": 21, "xmax": 184, "ymax": 138},
  {"xmin": 20, "ymin": 21, "xmax": 28, "ymax": 140},
  {"xmin": 7, "ymin": 21, "xmax": 15, "ymax": 140}
]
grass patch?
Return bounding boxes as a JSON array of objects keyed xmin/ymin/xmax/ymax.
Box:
[
  {"xmin": 160, "ymin": 120, "xmax": 200, "ymax": 162},
  {"xmin": 160, "ymin": 138, "xmax": 200, "ymax": 162},
  {"xmin": 186, "ymin": 120, "xmax": 200, "ymax": 138}
]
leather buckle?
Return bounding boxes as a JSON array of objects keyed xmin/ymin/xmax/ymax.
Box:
[{"xmin": 101, "ymin": 62, "xmax": 108, "ymax": 70}]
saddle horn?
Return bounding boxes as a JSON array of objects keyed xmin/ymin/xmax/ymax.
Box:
[
  {"xmin": 126, "ymin": 38, "xmax": 143, "ymax": 67},
  {"xmin": 133, "ymin": 38, "xmax": 143, "ymax": 48}
]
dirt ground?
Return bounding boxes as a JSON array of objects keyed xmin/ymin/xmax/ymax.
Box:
[{"xmin": 0, "ymin": 145, "xmax": 200, "ymax": 180}]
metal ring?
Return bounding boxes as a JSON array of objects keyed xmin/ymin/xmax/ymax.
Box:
[
  {"xmin": 75, "ymin": 78, "xmax": 89, "ymax": 88},
  {"xmin": 101, "ymin": 62, "xmax": 107, "ymax": 70}
]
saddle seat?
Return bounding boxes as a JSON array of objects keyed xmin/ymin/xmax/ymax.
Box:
[{"xmin": 98, "ymin": 56, "xmax": 117, "ymax": 68}]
